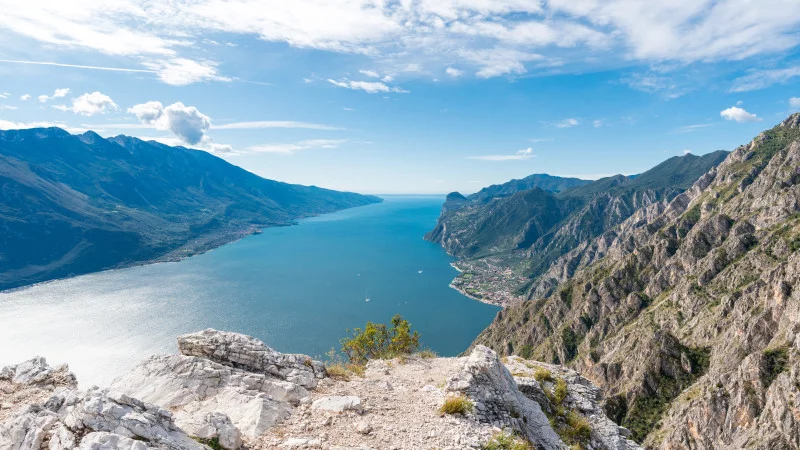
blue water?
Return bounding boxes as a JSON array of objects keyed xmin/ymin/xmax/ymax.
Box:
[{"xmin": 0, "ymin": 196, "xmax": 499, "ymax": 386}]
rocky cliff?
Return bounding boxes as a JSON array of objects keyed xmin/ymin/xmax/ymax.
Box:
[
  {"xmin": 474, "ymin": 114, "xmax": 800, "ymax": 448},
  {"xmin": 1, "ymin": 329, "xmax": 639, "ymax": 450}
]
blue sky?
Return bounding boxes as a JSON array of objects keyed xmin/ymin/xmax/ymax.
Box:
[{"xmin": 1, "ymin": 1, "xmax": 799, "ymax": 194}]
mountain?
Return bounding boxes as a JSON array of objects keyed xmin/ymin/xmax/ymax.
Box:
[
  {"xmin": 473, "ymin": 114, "xmax": 800, "ymax": 448},
  {"xmin": 424, "ymin": 151, "xmax": 728, "ymax": 305},
  {"xmin": 469, "ymin": 173, "xmax": 591, "ymax": 203},
  {"xmin": 0, "ymin": 128, "xmax": 381, "ymax": 291}
]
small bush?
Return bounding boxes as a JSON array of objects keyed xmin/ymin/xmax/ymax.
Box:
[
  {"xmin": 324, "ymin": 362, "xmax": 365, "ymax": 380},
  {"xmin": 554, "ymin": 378, "xmax": 568, "ymax": 405},
  {"xmin": 533, "ymin": 367, "xmax": 554, "ymax": 383},
  {"xmin": 439, "ymin": 395, "xmax": 474, "ymax": 415},
  {"xmin": 340, "ymin": 314, "xmax": 420, "ymax": 364},
  {"xmin": 482, "ymin": 431, "xmax": 534, "ymax": 450},
  {"xmin": 762, "ymin": 346, "xmax": 790, "ymax": 387}
]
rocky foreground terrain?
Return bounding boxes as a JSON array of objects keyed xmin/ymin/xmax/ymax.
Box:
[{"xmin": 0, "ymin": 329, "xmax": 639, "ymax": 450}]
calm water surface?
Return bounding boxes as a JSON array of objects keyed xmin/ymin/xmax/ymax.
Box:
[{"xmin": 0, "ymin": 196, "xmax": 499, "ymax": 386}]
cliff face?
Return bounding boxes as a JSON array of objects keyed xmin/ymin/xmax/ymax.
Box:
[
  {"xmin": 1, "ymin": 330, "xmax": 639, "ymax": 450},
  {"xmin": 474, "ymin": 114, "xmax": 800, "ymax": 448}
]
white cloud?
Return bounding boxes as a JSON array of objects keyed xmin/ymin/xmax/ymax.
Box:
[
  {"xmin": 0, "ymin": 92, "xmax": 7, "ymax": 99},
  {"xmin": 54, "ymin": 91, "xmax": 117, "ymax": 116},
  {"xmin": 37, "ymin": 87, "xmax": 70, "ymax": 103},
  {"xmin": 460, "ymin": 48, "xmax": 544, "ymax": 78},
  {"xmin": 593, "ymin": 120, "xmax": 603, "ymax": 128},
  {"xmin": 0, "ymin": 105, "xmax": 17, "ymax": 110},
  {"xmin": 554, "ymin": 118, "xmax": 580, "ymax": 128},
  {"xmin": 720, "ymin": 106, "xmax": 761, "ymax": 123},
  {"xmin": 20, "ymin": 94, "xmax": 30, "ymax": 101},
  {"xmin": 327, "ymin": 79, "xmax": 408, "ymax": 94},
  {"xmin": 142, "ymin": 59, "xmax": 231, "ymax": 86},
  {"xmin": 128, "ymin": 101, "xmax": 212, "ymax": 144},
  {"xmin": 359, "ymin": 69, "xmax": 380, "ymax": 78},
  {"xmin": 445, "ymin": 67, "xmax": 463, "ymax": 77},
  {"xmin": 730, "ymin": 66, "xmax": 800, "ymax": 92},
  {"xmin": 469, "ymin": 147, "xmax": 535, "ymax": 161},
  {"xmin": 790, "ymin": 97, "xmax": 800, "ymax": 111},
  {"xmin": 247, "ymin": 139, "xmax": 346, "ymax": 154},
  {"xmin": 2, "ymin": 0, "xmax": 800, "ymax": 84}
]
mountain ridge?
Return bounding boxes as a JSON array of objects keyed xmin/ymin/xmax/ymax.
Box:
[
  {"xmin": 0, "ymin": 127, "xmax": 381, "ymax": 291},
  {"xmin": 472, "ymin": 114, "xmax": 800, "ymax": 448}
]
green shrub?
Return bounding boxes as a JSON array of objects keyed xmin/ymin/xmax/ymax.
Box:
[
  {"xmin": 340, "ymin": 314, "xmax": 420, "ymax": 364},
  {"xmin": 564, "ymin": 410, "xmax": 592, "ymax": 442},
  {"xmin": 762, "ymin": 346, "xmax": 790, "ymax": 387},
  {"xmin": 482, "ymin": 431, "xmax": 533, "ymax": 450},
  {"xmin": 554, "ymin": 378, "xmax": 568, "ymax": 405},
  {"xmin": 533, "ymin": 367, "xmax": 554, "ymax": 383},
  {"xmin": 439, "ymin": 395, "xmax": 474, "ymax": 415}
]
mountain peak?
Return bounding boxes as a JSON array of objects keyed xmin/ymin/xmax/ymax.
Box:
[{"xmin": 780, "ymin": 112, "xmax": 800, "ymax": 129}]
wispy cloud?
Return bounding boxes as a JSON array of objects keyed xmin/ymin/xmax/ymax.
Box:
[
  {"xmin": 671, "ymin": 124, "xmax": 712, "ymax": 133},
  {"xmin": 730, "ymin": 66, "xmax": 800, "ymax": 92},
  {"xmin": 789, "ymin": 97, "xmax": 800, "ymax": 111},
  {"xmin": 214, "ymin": 121, "xmax": 343, "ymax": 130},
  {"xmin": 328, "ymin": 79, "xmax": 408, "ymax": 94},
  {"xmin": 469, "ymin": 147, "xmax": 535, "ymax": 161},
  {"xmin": 553, "ymin": 118, "xmax": 580, "ymax": 128},
  {"xmin": 247, "ymin": 139, "xmax": 347, "ymax": 154}
]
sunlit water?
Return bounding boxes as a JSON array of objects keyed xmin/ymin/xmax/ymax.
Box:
[{"xmin": 0, "ymin": 196, "xmax": 499, "ymax": 387}]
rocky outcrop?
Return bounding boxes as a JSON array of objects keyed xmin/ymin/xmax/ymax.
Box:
[
  {"xmin": 0, "ymin": 359, "xmax": 205, "ymax": 450},
  {"xmin": 2, "ymin": 333, "xmax": 640, "ymax": 450},
  {"xmin": 178, "ymin": 329, "xmax": 326, "ymax": 389},
  {"xmin": 445, "ymin": 346, "xmax": 563, "ymax": 449}
]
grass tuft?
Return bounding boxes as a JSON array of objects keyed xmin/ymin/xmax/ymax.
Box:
[
  {"xmin": 439, "ymin": 395, "xmax": 474, "ymax": 416},
  {"xmin": 482, "ymin": 431, "xmax": 534, "ymax": 450}
]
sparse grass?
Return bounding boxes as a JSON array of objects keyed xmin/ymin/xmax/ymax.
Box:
[
  {"xmin": 416, "ymin": 348, "xmax": 437, "ymax": 359},
  {"xmin": 533, "ymin": 367, "xmax": 554, "ymax": 383},
  {"xmin": 564, "ymin": 410, "xmax": 592, "ymax": 443},
  {"xmin": 324, "ymin": 362, "xmax": 365, "ymax": 380},
  {"xmin": 481, "ymin": 431, "xmax": 534, "ymax": 450},
  {"xmin": 439, "ymin": 395, "xmax": 474, "ymax": 416},
  {"xmin": 191, "ymin": 437, "xmax": 223, "ymax": 450}
]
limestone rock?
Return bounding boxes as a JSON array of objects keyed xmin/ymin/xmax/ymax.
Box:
[
  {"xmin": 446, "ymin": 346, "xmax": 564, "ymax": 450},
  {"xmin": 111, "ymin": 354, "xmax": 300, "ymax": 438},
  {"xmin": 0, "ymin": 357, "xmax": 76, "ymax": 389},
  {"xmin": 0, "ymin": 358, "xmax": 205, "ymax": 450},
  {"xmin": 178, "ymin": 329, "xmax": 326, "ymax": 389},
  {"xmin": 180, "ymin": 412, "xmax": 242, "ymax": 450},
  {"xmin": 311, "ymin": 396, "xmax": 363, "ymax": 413}
]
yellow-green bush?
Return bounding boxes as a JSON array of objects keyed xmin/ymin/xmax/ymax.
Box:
[
  {"xmin": 439, "ymin": 395, "xmax": 474, "ymax": 415},
  {"xmin": 340, "ymin": 314, "xmax": 420, "ymax": 364}
]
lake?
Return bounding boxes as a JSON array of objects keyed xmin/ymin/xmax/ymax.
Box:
[{"xmin": 0, "ymin": 196, "xmax": 500, "ymax": 387}]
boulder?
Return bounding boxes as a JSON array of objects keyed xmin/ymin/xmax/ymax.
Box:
[
  {"xmin": 446, "ymin": 346, "xmax": 564, "ymax": 450},
  {"xmin": 181, "ymin": 412, "xmax": 241, "ymax": 450},
  {"xmin": 0, "ymin": 357, "xmax": 76, "ymax": 388},
  {"xmin": 311, "ymin": 396, "xmax": 363, "ymax": 413},
  {"xmin": 178, "ymin": 329, "xmax": 326, "ymax": 389},
  {"xmin": 111, "ymin": 354, "xmax": 299, "ymax": 438}
]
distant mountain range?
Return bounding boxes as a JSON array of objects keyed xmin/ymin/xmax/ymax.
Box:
[
  {"xmin": 425, "ymin": 150, "xmax": 729, "ymax": 304},
  {"xmin": 0, "ymin": 128, "xmax": 381, "ymax": 291}
]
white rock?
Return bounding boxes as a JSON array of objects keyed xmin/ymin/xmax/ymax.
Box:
[
  {"xmin": 354, "ymin": 421, "xmax": 372, "ymax": 435},
  {"xmin": 78, "ymin": 431, "xmax": 151, "ymax": 450},
  {"xmin": 311, "ymin": 396, "xmax": 363, "ymax": 413}
]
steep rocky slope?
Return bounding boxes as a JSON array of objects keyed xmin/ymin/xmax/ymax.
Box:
[
  {"xmin": 1, "ymin": 330, "xmax": 639, "ymax": 450},
  {"xmin": 0, "ymin": 128, "xmax": 380, "ymax": 291},
  {"xmin": 425, "ymin": 152, "xmax": 727, "ymax": 306},
  {"xmin": 474, "ymin": 114, "xmax": 800, "ymax": 448}
]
